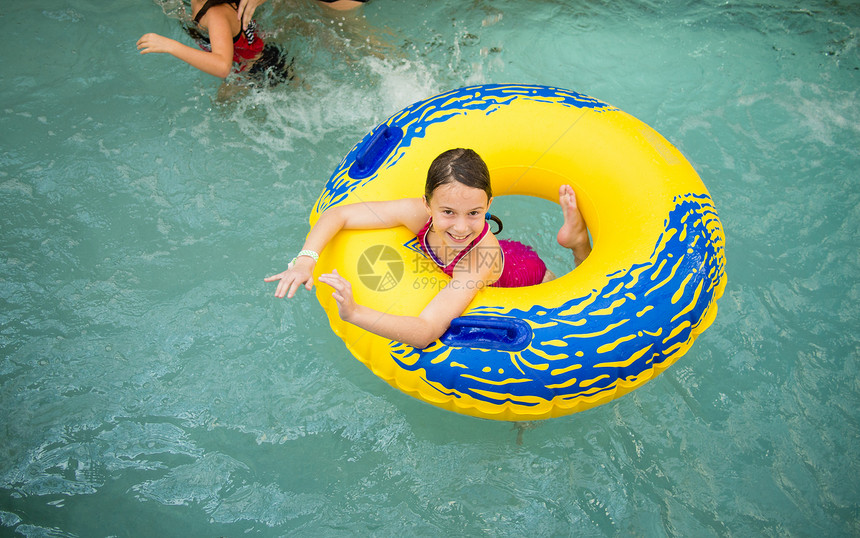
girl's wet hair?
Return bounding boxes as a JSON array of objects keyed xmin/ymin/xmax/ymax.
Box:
[
  {"xmin": 426, "ymin": 148, "xmax": 504, "ymax": 235},
  {"xmin": 425, "ymin": 148, "xmax": 492, "ymax": 202}
]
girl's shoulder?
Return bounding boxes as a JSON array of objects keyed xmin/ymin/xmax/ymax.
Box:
[
  {"xmin": 336, "ymin": 197, "xmax": 427, "ymax": 233},
  {"xmin": 376, "ymin": 197, "xmax": 427, "ymax": 233},
  {"xmin": 193, "ymin": 0, "xmax": 239, "ymax": 26}
]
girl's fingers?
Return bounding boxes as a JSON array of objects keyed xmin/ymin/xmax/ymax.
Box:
[
  {"xmin": 265, "ymin": 273, "xmax": 287, "ymax": 284},
  {"xmin": 319, "ymin": 273, "xmax": 347, "ymax": 290},
  {"xmin": 287, "ymin": 280, "xmax": 304, "ymax": 299}
]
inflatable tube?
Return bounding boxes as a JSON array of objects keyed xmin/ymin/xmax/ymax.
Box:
[{"xmin": 310, "ymin": 84, "xmax": 726, "ymax": 421}]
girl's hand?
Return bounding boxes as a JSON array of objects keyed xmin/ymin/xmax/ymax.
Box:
[
  {"xmin": 264, "ymin": 257, "xmax": 315, "ymax": 299},
  {"xmin": 317, "ymin": 270, "xmax": 358, "ymax": 322},
  {"xmin": 237, "ymin": 0, "xmax": 266, "ymax": 30},
  {"xmin": 137, "ymin": 33, "xmax": 176, "ymax": 55}
]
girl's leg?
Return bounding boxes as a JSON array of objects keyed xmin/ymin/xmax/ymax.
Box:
[{"xmin": 556, "ymin": 185, "xmax": 592, "ymax": 266}]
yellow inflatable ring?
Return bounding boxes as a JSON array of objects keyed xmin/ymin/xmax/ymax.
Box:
[{"xmin": 309, "ymin": 84, "xmax": 727, "ymax": 421}]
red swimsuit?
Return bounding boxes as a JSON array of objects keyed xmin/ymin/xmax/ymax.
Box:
[{"xmin": 417, "ymin": 219, "xmax": 547, "ymax": 288}]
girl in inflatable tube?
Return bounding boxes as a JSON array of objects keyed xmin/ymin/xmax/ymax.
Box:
[{"xmin": 265, "ymin": 148, "xmax": 592, "ymax": 349}]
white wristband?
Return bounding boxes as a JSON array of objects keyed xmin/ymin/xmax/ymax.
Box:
[{"xmin": 296, "ymin": 249, "xmax": 319, "ymax": 262}]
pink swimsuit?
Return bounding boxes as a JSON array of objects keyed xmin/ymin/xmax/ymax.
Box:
[{"xmin": 416, "ymin": 219, "xmax": 547, "ymax": 288}]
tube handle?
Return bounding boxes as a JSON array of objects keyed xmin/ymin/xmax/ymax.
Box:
[
  {"xmin": 349, "ymin": 125, "xmax": 404, "ymax": 179},
  {"xmin": 441, "ymin": 316, "xmax": 533, "ymax": 351}
]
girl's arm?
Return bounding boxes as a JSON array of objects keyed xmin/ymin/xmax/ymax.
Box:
[
  {"xmin": 138, "ymin": 5, "xmax": 235, "ymax": 78},
  {"xmin": 319, "ymin": 1, "xmax": 367, "ymax": 11},
  {"xmin": 317, "ymin": 239, "xmax": 501, "ymax": 349},
  {"xmin": 318, "ymin": 269, "xmax": 489, "ymax": 349},
  {"xmin": 265, "ymin": 198, "xmax": 427, "ymax": 299}
]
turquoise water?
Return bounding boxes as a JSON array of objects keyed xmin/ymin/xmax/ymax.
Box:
[{"xmin": 1, "ymin": 0, "xmax": 858, "ymax": 535}]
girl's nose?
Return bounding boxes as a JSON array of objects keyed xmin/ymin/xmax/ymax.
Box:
[{"xmin": 453, "ymin": 219, "xmax": 470, "ymax": 234}]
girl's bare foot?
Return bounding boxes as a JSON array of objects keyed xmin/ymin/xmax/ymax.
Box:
[{"xmin": 556, "ymin": 185, "xmax": 592, "ymax": 265}]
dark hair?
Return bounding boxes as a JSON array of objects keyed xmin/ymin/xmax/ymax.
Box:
[
  {"xmin": 425, "ymin": 148, "xmax": 492, "ymax": 202},
  {"xmin": 425, "ymin": 148, "xmax": 504, "ymax": 235}
]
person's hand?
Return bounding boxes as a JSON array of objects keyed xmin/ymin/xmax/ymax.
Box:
[
  {"xmin": 237, "ymin": 0, "xmax": 267, "ymax": 30},
  {"xmin": 264, "ymin": 257, "xmax": 315, "ymax": 298},
  {"xmin": 317, "ymin": 270, "xmax": 358, "ymax": 322},
  {"xmin": 137, "ymin": 33, "xmax": 176, "ymax": 55}
]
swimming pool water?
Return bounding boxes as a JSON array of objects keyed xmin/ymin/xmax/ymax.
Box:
[{"xmin": 1, "ymin": 0, "xmax": 858, "ymax": 535}]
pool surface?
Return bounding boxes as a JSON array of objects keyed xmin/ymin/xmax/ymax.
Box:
[{"xmin": 1, "ymin": 0, "xmax": 858, "ymax": 535}]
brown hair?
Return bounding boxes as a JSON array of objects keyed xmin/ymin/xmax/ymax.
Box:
[{"xmin": 425, "ymin": 148, "xmax": 492, "ymax": 202}]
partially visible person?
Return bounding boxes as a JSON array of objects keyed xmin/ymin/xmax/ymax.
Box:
[
  {"xmin": 138, "ymin": 0, "xmax": 292, "ymax": 87},
  {"xmin": 237, "ymin": 0, "xmax": 368, "ymax": 30},
  {"xmin": 314, "ymin": 0, "xmax": 370, "ymax": 11}
]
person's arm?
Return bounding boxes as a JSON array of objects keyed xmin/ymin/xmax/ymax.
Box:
[
  {"xmin": 265, "ymin": 198, "xmax": 427, "ymax": 299},
  {"xmin": 317, "ymin": 235, "xmax": 501, "ymax": 349},
  {"xmin": 137, "ymin": 5, "xmax": 234, "ymax": 78},
  {"xmin": 319, "ymin": 0, "xmax": 366, "ymax": 11},
  {"xmin": 318, "ymin": 268, "xmax": 487, "ymax": 349},
  {"xmin": 237, "ymin": 0, "xmax": 267, "ymax": 30}
]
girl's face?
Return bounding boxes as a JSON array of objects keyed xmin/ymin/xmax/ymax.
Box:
[{"xmin": 424, "ymin": 181, "xmax": 492, "ymax": 251}]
